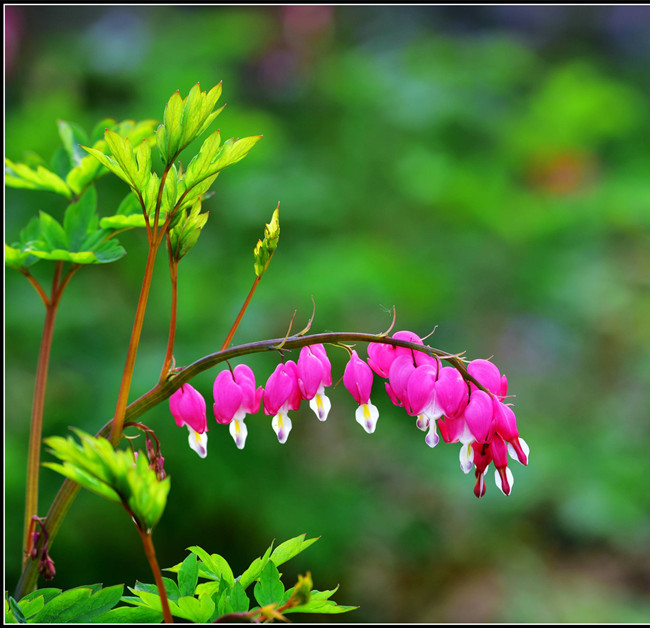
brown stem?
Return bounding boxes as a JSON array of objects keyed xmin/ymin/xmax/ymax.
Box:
[
  {"xmin": 109, "ymin": 242, "xmax": 160, "ymax": 446},
  {"xmin": 22, "ymin": 262, "xmax": 64, "ymax": 562},
  {"xmin": 160, "ymin": 237, "xmax": 178, "ymax": 383},
  {"xmin": 19, "ymin": 270, "xmax": 49, "ymax": 306},
  {"xmin": 137, "ymin": 528, "xmax": 173, "ymax": 623},
  {"xmin": 221, "ymin": 276, "xmax": 260, "ymax": 351}
]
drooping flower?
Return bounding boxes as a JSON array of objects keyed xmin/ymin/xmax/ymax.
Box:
[
  {"xmin": 467, "ymin": 359, "xmax": 508, "ymax": 400},
  {"xmin": 406, "ymin": 362, "xmax": 444, "ymax": 446},
  {"xmin": 213, "ymin": 364, "xmax": 263, "ymax": 449},
  {"xmin": 343, "ymin": 350, "xmax": 379, "ymax": 433},
  {"xmin": 297, "ymin": 344, "xmax": 332, "ymax": 421},
  {"xmin": 367, "ymin": 330, "xmax": 434, "ymax": 378},
  {"xmin": 169, "ymin": 383, "xmax": 208, "ymax": 458},
  {"xmin": 263, "ymin": 361, "xmax": 301, "ymax": 443}
]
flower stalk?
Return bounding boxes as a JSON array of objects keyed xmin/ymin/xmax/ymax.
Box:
[{"xmin": 22, "ymin": 262, "xmax": 80, "ymax": 563}]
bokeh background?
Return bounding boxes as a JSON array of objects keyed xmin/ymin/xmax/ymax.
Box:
[{"xmin": 5, "ymin": 5, "xmax": 650, "ymax": 622}]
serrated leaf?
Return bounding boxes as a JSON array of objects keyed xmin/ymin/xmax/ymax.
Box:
[
  {"xmin": 173, "ymin": 595, "xmax": 215, "ymax": 623},
  {"xmin": 18, "ymin": 588, "xmax": 62, "ymax": 605},
  {"xmin": 5, "ymin": 158, "xmax": 72, "ymax": 198},
  {"xmin": 254, "ymin": 561, "xmax": 284, "ymax": 607},
  {"xmin": 187, "ymin": 546, "xmax": 234, "ymax": 586},
  {"xmin": 16, "ymin": 594, "xmax": 44, "ymax": 619},
  {"xmin": 63, "ymin": 187, "xmax": 98, "ymax": 250},
  {"xmin": 178, "ymin": 554, "xmax": 199, "ymax": 597},
  {"xmin": 270, "ymin": 534, "xmax": 319, "ymax": 568},
  {"xmin": 41, "ymin": 462, "xmax": 122, "ymax": 504},
  {"xmin": 133, "ymin": 579, "xmax": 180, "ymax": 602},
  {"xmin": 31, "ymin": 587, "xmax": 92, "ymax": 623},
  {"xmin": 229, "ymin": 582, "xmax": 250, "ymax": 613},
  {"xmin": 38, "ymin": 212, "xmax": 68, "ymax": 250},
  {"xmin": 90, "ymin": 606, "xmax": 163, "ymax": 623},
  {"xmin": 68, "ymin": 585, "xmax": 124, "ymax": 623}
]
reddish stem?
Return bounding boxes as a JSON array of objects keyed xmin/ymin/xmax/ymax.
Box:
[{"xmin": 221, "ymin": 276, "xmax": 260, "ymax": 351}]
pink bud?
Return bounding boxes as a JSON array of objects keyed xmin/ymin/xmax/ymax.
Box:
[{"xmin": 343, "ymin": 350, "xmax": 373, "ymax": 405}]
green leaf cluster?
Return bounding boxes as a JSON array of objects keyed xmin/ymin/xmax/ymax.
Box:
[
  {"xmin": 5, "ymin": 187, "xmax": 127, "ymax": 270},
  {"xmin": 253, "ymin": 204, "xmax": 280, "ymax": 277},
  {"xmin": 119, "ymin": 534, "xmax": 355, "ymax": 622},
  {"xmin": 5, "ymin": 118, "xmax": 156, "ymax": 200},
  {"xmin": 156, "ymin": 82, "xmax": 225, "ymax": 165},
  {"xmin": 168, "ymin": 199, "xmax": 209, "ymax": 261},
  {"xmin": 4, "ymin": 584, "xmax": 135, "ymax": 623},
  {"xmin": 81, "ymin": 84, "xmax": 261, "ymax": 231},
  {"xmin": 43, "ymin": 430, "xmax": 170, "ymax": 531}
]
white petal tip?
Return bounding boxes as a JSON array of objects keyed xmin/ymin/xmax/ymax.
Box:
[{"xmin": 356, "ymin": 403, "xmax": 379, "ymax": 434}]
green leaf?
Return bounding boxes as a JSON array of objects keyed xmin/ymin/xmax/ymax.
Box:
[
  {"xmin": 282, "ymin": 587, "xmax": 357, "ymax": 615},
  {"xmin": 41, "ymin": 462, "xmax": 122, "ymax": 504},
  {"xmin": 99, "ymin": 193, "xmax": 147, "ymax": 230},
  {"xmin": 8, "ymin": 597, "xmax": 26, "ymax": 624},
  {"xmin": 187, "ymin": 546, "xmax": 234, "ymax": 586},
  {"xmin": 18, "ymin": 588, "xmax": 61, "ymax": 606},
  {"xmin": 63, "ymin": 187, "xmax": 98, "ymax": 250},
  {"xmin": 237, "ymin": 541, "xmax": 274, "ymax": 590},
  {"xmin": 16, "ymin": 595, "xmax": 44, "ymax": 620},
  {"xmin": 38, "ymin": 212, "xmax": 68, "ymax": 250},
  {"xmin": 178, "ymin": 554, "xmax": 199, "ymax": 597},
  {"xmin": 133, "ymin": 579, "xmax": 180, "ymax": 602},
  {"xmin": 31, "ymin": 587, "xmax": 92, "ymax": 623},
  {"xmin": 90, "ymin": 606, "xmax": 163, "ymax": 623},
  {"xmin": 229, "ymin": 582, "xmax": 250, "ymax": 613},
  {"xmin": 173, "ymin": 595, "xmax": 215, "ymax": 624},
  {"xmin": 270, "ymin": 533, "xmax": 319, "ymax": 568},
  {"xmin": 253, "ymin": 561, "xmax": 284, "ymax": 608},
  {"xmin": 57, "ymin": 120, "xmax": 89, "ymax": 168},
  {"xmin": 67, "ymin": 585, "xmax": 124, "ymax": 623},
  {"xmin": 5, "ymin": 158, "xmax": 72, "ymax": 198}
]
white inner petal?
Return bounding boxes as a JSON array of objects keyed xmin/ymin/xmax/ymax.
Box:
[
  {"xmin": 188, "ymin": 428, "xmax": 208, "ymax": 459},
  {"xmin": 309, "ymin": 392, "xmax": 331, "ymax": 422},
  {"xmin": 272, "ymin": 412, "xmax": 293, "ymax": 444},
  {"xmin": 229, "ymin": 419, "xmax": 248, "ymax": 450},
  {"xmin": 459, "ymin": 442, "xmax": 474, "ymax": 473},
  {"xmin": 355, "ymin": 402, "xmax": 379, "ymax": 434}
]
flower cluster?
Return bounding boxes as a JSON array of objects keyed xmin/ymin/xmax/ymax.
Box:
[{"xmin": 169, "ymin": 333, "xmax": 528, "ymax": 497}]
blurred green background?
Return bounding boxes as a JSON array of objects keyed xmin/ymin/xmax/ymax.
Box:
[{"xmin": 5, "ymin": 5, "xmax": 650, "ymax": 622}]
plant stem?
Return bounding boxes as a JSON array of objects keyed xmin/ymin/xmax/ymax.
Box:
[
  {"xmin": 22, "ymin": 262, "xmax": 64, "ymax": 563},
  {"xmin": 159, "ymin": 237, "xmax": 178, "ymax": 383},
  {"xmin": 110, "ymin": 242, "xmax": 159, "ymax": 446},
  {"xmin": 221, "ymin": 276, "xmax": 260, "ymax": 351},
  {"xmin": 137, "ymin": 528, "xmax": 173, "ymax": 623}
]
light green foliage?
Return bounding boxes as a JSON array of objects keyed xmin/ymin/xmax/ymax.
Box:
[
  {"xmin": 156, "ymin": 82, "xmax": 225, "ymax": 165},
  {"xmin": 5, "ymin": 119, "xmax": 157, "ymax": 200},
  {"xmin": 253, "ymin": 204, "xmax": 280, "ymax": 277},
  {"xmin": 168, "ymin": 199, "xmax": 209, "ymax": 261},
  {"xmin": 4, "ymin": 585, "xmax": 125, "ymax": 623},
  {"xmin": 5, "ymin": 187, "xmax": 126, "ymax": 269},
  {"xmin": 5, "ymin": 158, "xmax": 72, "ymax": 199},
  {"xmin": 43, "ymin": 430, "xmax": 170, "ymax": 531},
  {"xmin": 124, "ymin": 535, "xmax": 355, "ymax": 622}
]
